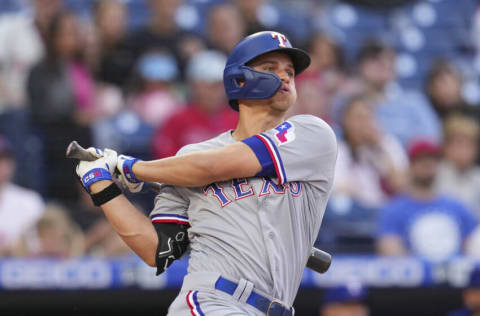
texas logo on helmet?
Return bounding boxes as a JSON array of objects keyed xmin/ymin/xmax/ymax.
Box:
[{"xmin": 271, "ymin": 32, "xmax": 288, "ymax": 48}]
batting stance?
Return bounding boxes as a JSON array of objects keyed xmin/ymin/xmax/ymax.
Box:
[{"xmin": 74, "ymin": 31, "xmax": 337, "ymax": 315}]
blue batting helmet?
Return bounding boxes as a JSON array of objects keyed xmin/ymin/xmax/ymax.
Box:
[{"xmin": 223, "ymin": 31, "xmax": 311, "ymax": 111}]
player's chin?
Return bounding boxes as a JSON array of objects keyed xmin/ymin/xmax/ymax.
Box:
[{"xmin": 271, "ymin": 94, "xmax": 296, "ymax": 112}]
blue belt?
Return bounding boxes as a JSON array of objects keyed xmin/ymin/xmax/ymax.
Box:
[{"xmin": 214, "ymin": 277, "xmax": 293, "ymax": 316}]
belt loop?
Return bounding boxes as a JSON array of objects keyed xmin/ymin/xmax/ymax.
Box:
[
  {"xmin": 232, "ymin": 279, "xmax": 247, "ymax": 301},
  {"xmin": 238, "ymin": 280, "xmax": 254, "ymax": 303}
]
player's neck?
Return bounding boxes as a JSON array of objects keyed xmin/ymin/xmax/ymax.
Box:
[{"xmin": 232, "ymin": 106, "xmax": 285, "ymax": 141}]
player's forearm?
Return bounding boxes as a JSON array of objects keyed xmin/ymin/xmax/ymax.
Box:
[
  {"xmin": 91, "ymin": 181, "xmax": 158, "ymax": 266},
  {"xmin": 133, "ymin": 143, "xmax": 260, "ymax": 187}
]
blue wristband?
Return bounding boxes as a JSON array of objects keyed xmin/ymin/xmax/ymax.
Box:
[
  {"xmin": 82, "ymin": 168, "xmax": 112, "ymax": 193},
  {"xmin": 122, "ymin": 158, "xmax": 142, "ymax": 183}
]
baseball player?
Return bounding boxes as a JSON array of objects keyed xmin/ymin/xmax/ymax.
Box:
[{"xmin": 75, "ymin": 31, "xmax": 337, "ymax": 315}]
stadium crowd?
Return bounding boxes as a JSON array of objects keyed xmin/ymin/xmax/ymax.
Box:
[{"xmin": 1, "ymin": 0, "xmax": 480, "ymax": 313}]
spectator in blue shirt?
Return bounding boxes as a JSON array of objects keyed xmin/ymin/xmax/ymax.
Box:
[{"xmin": 377, "ymin": 140, "xmax": 477, "ymax": 263}]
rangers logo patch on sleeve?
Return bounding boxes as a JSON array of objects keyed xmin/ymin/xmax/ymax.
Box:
[{"xmin": 274, "ymin": 121, "xmax": 295, "ymax": 146}]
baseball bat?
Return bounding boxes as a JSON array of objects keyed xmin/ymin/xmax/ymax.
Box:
[
  {"xmin": 65, "ymin": 141, "xmax": 162, "ymax": 192},
  {"xmin": 66, "ymin": 141, "xmax": 332, "ymax": 273}
]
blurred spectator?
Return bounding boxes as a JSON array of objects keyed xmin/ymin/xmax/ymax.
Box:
[
  {"xmin": 15, "ymin": 203, "xmax": 85, "ymax": 258},
  {"xmin": 0, "ymin": 136, "xmax": 44, "ymax": 256},
  {"xmin": 92, "ymin": 49, "xmax": 182, "ymax": 160},
  {"xmin": 319, "ymin": 96, "xmax": 407, "ymax": 253},
  {"xmin": 92, "ymin": 0, "xmax": 134, "ymax": 89},
  {"xmin": 0, "ymin": 0, "xmax": 62, "ymax": 111},
  {"xmin": 231, "ymin": 0, "xmax": 304, "ymax": 43},
  {"xmin": 27, "ymin": 11, "xmax": 94, "ymax": 202},
  {"xmin": 435, "ymin": 114, "xmax": 480, "ymax": 219},
  {"xmin": 127, "ymin": 50, "xmax": 182, "ymax": 127},
  {"xmin": 425, "ymin": 59, "xmax": 478, "ymax": 120},
  {"xmin": 377, "ymin": 140, "xmax": 477, "ymax": 263},
  {"xmin": 334, "ymin": 40, "xmax": 441, "ymax": 147},
  {"xmin": 125, "ymin": 0, "xmax": 204, "ymax": 77},
  {"xmin": 288, "ymin": 32, "xmax": 346, "ymax": 122},
  {"xmin": 152, "ymin": 50, "xmax": 237, "ymax": 158},
  {"xmin": 448, "ymin": 267, "xmax": 480, "ymax": 316},
  {"xmin": 333, "ymin": 96, "xmax": 408, "ymax": 210},
  {"xmin": 206, "ymin": 3, "xmax": 246, "ymax": 54},
  {"xmin": 233, "ymin": 0, "xmax": 267, "ymax": 35},
  {"xmin": 320, "ymin": 283, "xmax": 370, "ymax": 316}
]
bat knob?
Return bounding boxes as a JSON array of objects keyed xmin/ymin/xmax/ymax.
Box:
[{"xmin": 66, "ymin": 141, "xmax": 79, "ymax": 158}]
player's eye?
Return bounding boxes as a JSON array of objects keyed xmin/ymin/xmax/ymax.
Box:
[{"xmin": 263, "ymin": 66, "xmax": 275, "ymax": 72}]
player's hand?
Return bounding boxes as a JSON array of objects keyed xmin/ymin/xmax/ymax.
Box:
[
  {"xmin": 76, "ymin": 148, "xmax": 118, "ymax": 193},
  {"xmin": 117, "ymin": 154, "xmax": 144, "ymax": 193}
]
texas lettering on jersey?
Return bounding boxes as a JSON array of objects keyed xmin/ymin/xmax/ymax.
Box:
[{"xmin": 203, "ymin": 177, "xmax": 302, "ymax": 208}]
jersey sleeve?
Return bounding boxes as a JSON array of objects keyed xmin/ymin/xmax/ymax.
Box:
[
  {"xmin": 149, "ymin": 184, "xmax": 190, "ymax": 226},
  {"xmin": 241, "ymin": 115, "xmax": 337, "ymax": 186}
]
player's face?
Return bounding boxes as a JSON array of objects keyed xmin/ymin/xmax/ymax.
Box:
[{"xmin": 248, "ymin": 51, "xmax": 297, "ymax": 112}]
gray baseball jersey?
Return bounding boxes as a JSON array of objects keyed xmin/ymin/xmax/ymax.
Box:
[{"xmin": 150, "ymin": 114, "xmax": 337, "ymax": 308}]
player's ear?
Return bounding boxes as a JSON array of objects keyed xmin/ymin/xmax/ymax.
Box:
[{"xmin": 236, "ymin": 79, "xmax": 245, "ymax": 87}]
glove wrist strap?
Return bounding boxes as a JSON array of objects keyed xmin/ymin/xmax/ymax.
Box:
[
  {"xmin": 91, "ymin": 182, "xmax": 122, "ymax": 206},
  {"xmin": 82, "ymin": 168, "xmax": 112, "ymax": 193},
  {"xmin": 122, "ymin": 158, "xmax": 142, "ymax": 183}
]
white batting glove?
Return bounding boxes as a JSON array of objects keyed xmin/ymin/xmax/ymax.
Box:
[
  {"xmin": 76, "ymin": 148, "xmax": 118, "ymax": 193},
  {"xmin": 117, "ymin": 154, "xmax": 144, "ymax": 193}
]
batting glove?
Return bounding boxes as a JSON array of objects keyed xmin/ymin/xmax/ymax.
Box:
[
  {"xmin": 76, "ymin": 148, "xmax": 118, "ymax": 193},
  {"xmin": 117, "ymin": 155, "xmax": 144, "ymax": 193}
]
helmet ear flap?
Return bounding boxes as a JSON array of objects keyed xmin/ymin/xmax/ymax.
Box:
[{"xmin": 223, "ymin": 66, "xmax": 282, "ymax": 111}]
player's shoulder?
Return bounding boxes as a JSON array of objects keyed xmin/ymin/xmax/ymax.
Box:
[
  {"xmin": 285, "ymin": 115, "xmax": 336, "ymax": 146},
  {"xmin": 288, "ymin": 114, "xmax": 325, "ymax": 124},
  {"xmin": 288, "ymin": 115, "xmax": 334, "ymax": 135},
  {"xmin": 176, "ymin": 130, "xmax": 234, "ymax": 156}
]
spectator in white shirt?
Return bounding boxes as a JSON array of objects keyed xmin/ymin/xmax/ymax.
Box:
[
  {"xmin": 0, "ymin": 0, "xmax": 62, "ymax": 111},
  {"xmin": 333, "ymin": 95, "xmax": 408, "ymax": 210},
  {"xmin": 435, "ymin": 114, "xmax": 480, "ymax": 219}
]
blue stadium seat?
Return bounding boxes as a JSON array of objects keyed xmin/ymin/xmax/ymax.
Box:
[{"xmin": 330, "ymin": 2, "xmax": 387, "ymax": 30}]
